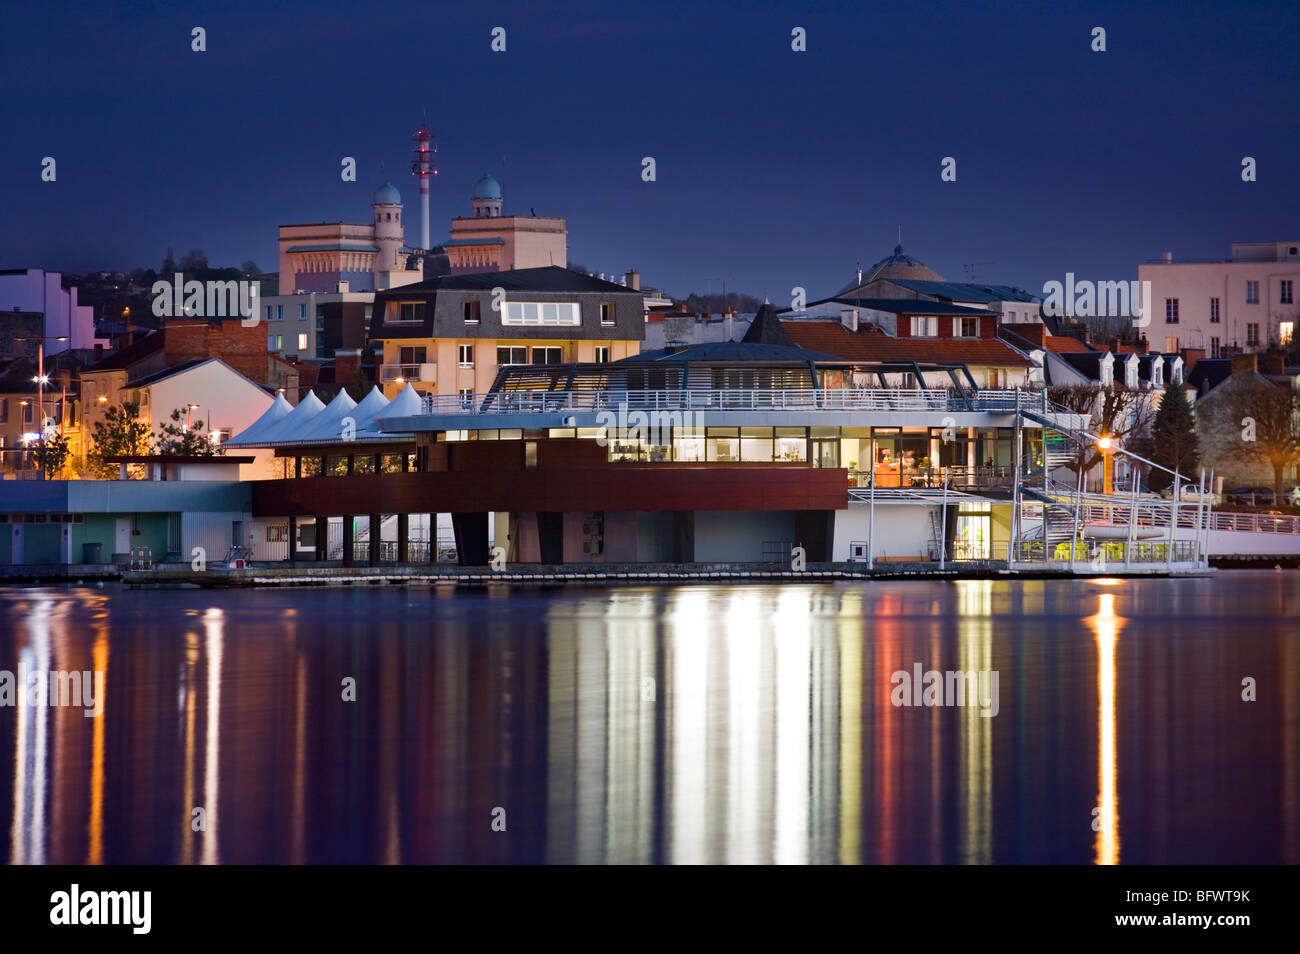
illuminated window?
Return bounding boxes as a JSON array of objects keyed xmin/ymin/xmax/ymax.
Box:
[
  {"xmin": 1281, "ymin": 322, "xmax": 1294, "ymax": 346},
  {"xmin": 502, "ymin": 302, "xmax": 580, "ymax": 326},
  {"xmin": 297, "ymin": 333, "xmax": 308, "ymax": 351}
]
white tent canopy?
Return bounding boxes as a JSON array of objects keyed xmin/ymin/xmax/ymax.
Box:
[
  {"xmin": 224, "ymin": 392, "xmax": 292, "ymax": 446},
  {"xmin": 224, "ymin": 386, "xmax": 418, "ymax": 448},
  {"xmin": 226, "ymin": 390, "xmax": 325, "ymax": 447}
]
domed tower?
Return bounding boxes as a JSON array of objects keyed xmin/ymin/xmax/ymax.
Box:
[
  {"xmin": 372, "ymin": 181, "xmax": 404, "ymax": 271},
  {"xmin": 471, "ymin": 174, "xmax": 503, "ymax": 218}
]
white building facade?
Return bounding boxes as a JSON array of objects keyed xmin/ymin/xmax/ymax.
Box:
[{"xmin": 1138, "ymin": 242, "xmax": 1300, "ymax": 357}]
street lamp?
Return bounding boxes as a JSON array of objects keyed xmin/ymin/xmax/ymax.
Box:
[
  {"xmin": 13, "ymin": 334, "xmax": 70, "ymax": 479},
  {"xmin": 186, "ymin": 403, "xmax": 200, "ymax": 433},
  {"xmin": 1097, "ymin": 435, "xmax": 1115, "ymax": 495}
]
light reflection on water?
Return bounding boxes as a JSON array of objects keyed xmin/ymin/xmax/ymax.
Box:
[{"xmin": 0, "ymin": 574, "xmax": 1296, "ymax": 865}]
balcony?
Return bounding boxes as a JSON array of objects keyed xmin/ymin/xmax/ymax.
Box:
[
  {"xmin": 380, "ymin": 363, "xmax": 437, "ymax": 383},
  {"xmin": 418, "ymin": 388, "xmax": 1051, "ymax": 416}
]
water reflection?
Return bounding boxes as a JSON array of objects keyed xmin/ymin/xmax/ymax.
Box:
[
  {"xmin": 1085, "ymin": 593, "xmax": 1122, "ymax": 865},
  {"xmin": 0, "ymin": 575, "xmax": 1297, "ymax": 864}
]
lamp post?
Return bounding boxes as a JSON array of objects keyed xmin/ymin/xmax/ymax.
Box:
[
  {"xmin": 14, "ymin": 335, "xmax": 69, "ymax": 479},
  {"xmin": 1097, "ymin": 435, "xmax": 1115, "ymax": 496},
  {"xmin": 186, "ymin": 403, "xmax": 200, "ymax": 433}
]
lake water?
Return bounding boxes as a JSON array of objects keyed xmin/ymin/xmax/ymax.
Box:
[{"xmin": 1, "ymin": 574, "xmax": 1296, "ymax": 864}]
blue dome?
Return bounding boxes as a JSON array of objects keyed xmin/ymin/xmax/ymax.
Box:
[
  {"xmin": 372, "ymin": 181, "xmax": 402, "ymax": 206},
  {"xmin": 472, "ymin": 174, "xmax": 502, "ymax": 200}
]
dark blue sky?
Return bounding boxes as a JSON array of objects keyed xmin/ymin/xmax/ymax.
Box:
[{"xmin": 3, "ymin": 0, "xmax": 1296, "ymax": 301}]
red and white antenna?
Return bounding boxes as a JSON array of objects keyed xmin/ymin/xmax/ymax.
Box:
[{"xmin": 411, "ymin": 117, "xmax": 437, "ymax": 251}]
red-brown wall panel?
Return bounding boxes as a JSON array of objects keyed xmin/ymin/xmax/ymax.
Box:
[{"xmin": 251, "ymin": 467, "xmax": 847, "ymax": 517}]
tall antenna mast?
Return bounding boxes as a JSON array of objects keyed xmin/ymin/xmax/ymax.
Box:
[{"xmin": 411, "ymin": 118, "xmax": 437, "ymax": 251}]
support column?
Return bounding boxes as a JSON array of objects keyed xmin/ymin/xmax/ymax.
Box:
[
  {"xmin": 315, "ymin": 515, "xmax": 328, "ymax": 561},
  {"xmin": 294, "ymin": 456, "xmax": 302, "ymax": 479},
  {"xmin": 342, "ymin": 515, "xmax": 354, "ymax": 567},
  {"xmin": 451, "ymin": 512, "xmax": 490, "ymax": 566},
  {"xmin": 397, "ymin": 513, "xmax": 409, "ymax": 564},
  {"xmin": 369, "ymin": 513, "xmax": 381, "ymax": 565},
  {"xmin": 288, "ymin": 516, "xmax": 299, "ymax": 562}
]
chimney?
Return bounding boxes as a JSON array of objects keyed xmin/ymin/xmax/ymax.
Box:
[
  {"xmin": 840, "ymin": 308, "xmax": 859, "ymax": 332},
  {"xmin": 1259, "ymin": 348, "xmax": 1285, "ymax": 375},
  {"xmin": 1162, "ymin": 251, "xmax": 1173, "ymax": 264},
  {"xmin": 1230, "ymin": 353, "xmax": 1258, "ymax": 376},
  {"xmin": 94, "ymin": 343, "xmax": 103, "ymax": 361},
  {"xmin": 1017, "ymin": 322, "xmax": 1047, "ymax": 346},
  {"xmin": 1180, "ymin": 347, "xmax": 1205, "ymax": 374},
  {"xmin": 334, "ymin": 348, "xmax": 363, "ymax": 382},
  {"xmin": 336, "ymin": 280, "xmax": 350, "ymax": 293},
  {"xmin": 624, "ymin": 269, "xmax": 640, "ymax": 291},
  {"xmin": 723, "ymin": 309, "xmax": 734, "ymax": 342}
]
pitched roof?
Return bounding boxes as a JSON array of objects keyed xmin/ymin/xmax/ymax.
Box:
[
  {"xmin": 782, "ymin": 321, "xmax": 1031, "ymax": 366},
  {"xmin": 384, "ymin": 265, "xmax": 634, "ymax": 294},
  {"xmin": 806, "ymin": 297, "xmax": 993, "ymax": 316},
  {"xmin": 889, "ymin": 279, "xmax": 1040, "ymax": 304},
  {"xmin": 741, "ymin": 303, "xmax": 794, "ymax": 346},
  {"xmin": 624, "ymin": 341, "xmax": 842, "ymax": 363},
  {"xmin": 1041, "ymin": 335, "xmax": 1095, "ymax": 354},
  {"xmin": 1187, "ymin": 357, "xmax": 1232, "ymax": 394},
  {"xmin": 82, "ymin": 330, "xmax": 165, "ymax": 372}
]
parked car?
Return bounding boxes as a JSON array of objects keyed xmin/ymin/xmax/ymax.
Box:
[
  {"xmin": 1224, "ymin": 486, "xmax": 1277, "ymax": 506},
  {"xmin": 1158, "ymin": 481, "xmax": 1219, "ymax": 503}
]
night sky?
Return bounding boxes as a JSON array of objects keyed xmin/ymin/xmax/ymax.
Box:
[{"xmin": 3, "ymin": 0, "xmax": 1296, "ymax": 302}]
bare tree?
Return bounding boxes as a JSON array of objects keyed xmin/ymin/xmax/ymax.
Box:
[
  {"xmin": 1047, "ymin": 384, "xmax": 1156, "ymax": 476},
  {"xmin": 1223, "ymin": 379, "xmax": 1300, "ymax": 499}
]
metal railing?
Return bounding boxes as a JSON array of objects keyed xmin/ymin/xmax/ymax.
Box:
[
  {"xmin": 1023, "ymin": 501, "xmax": 1300, "ymax": 535},
  {"xmin": 417, "ymin": 387, "xmax": 1050, "ymax": 416},
  {"xmin": 848, "ymin": 465, "xmax": 1014, "ymax": 492},
  {"xmin": 1011, "ymin": 540, "xmax": 1198, "ymax": 564},
  {"xmin": 381, "ymin": 363, "xmax": 436, "ymax": 383}
]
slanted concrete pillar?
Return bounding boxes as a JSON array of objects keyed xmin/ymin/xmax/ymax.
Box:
[
  {"xmin": 369, "ymin": 513, "xmax": 381, "ymax": 565},
  {"xmin": 397, "ymin": 513, "xmax": 409, "ymax": 563}
]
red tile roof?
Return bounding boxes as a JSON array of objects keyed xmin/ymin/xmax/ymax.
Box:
[
  {"xmin": 1040, "ymin": 335, "xmax": 1095, "ymax": 354},
  {"xmin": 783, "ymin": 321, "xmax": 1030, "ymax": 366}
]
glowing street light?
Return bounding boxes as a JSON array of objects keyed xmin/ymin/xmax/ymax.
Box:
[
  {"xmin": 186, "ymin": 403, "xmax": 200, "ymax": 432},
  {"xmin": 13, "ymin": 334, "xmax": 69, "ymax": 480},
  {"xmin": 1097, "ymin": 435, "xmax": 1115, "ymax": 495}
]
